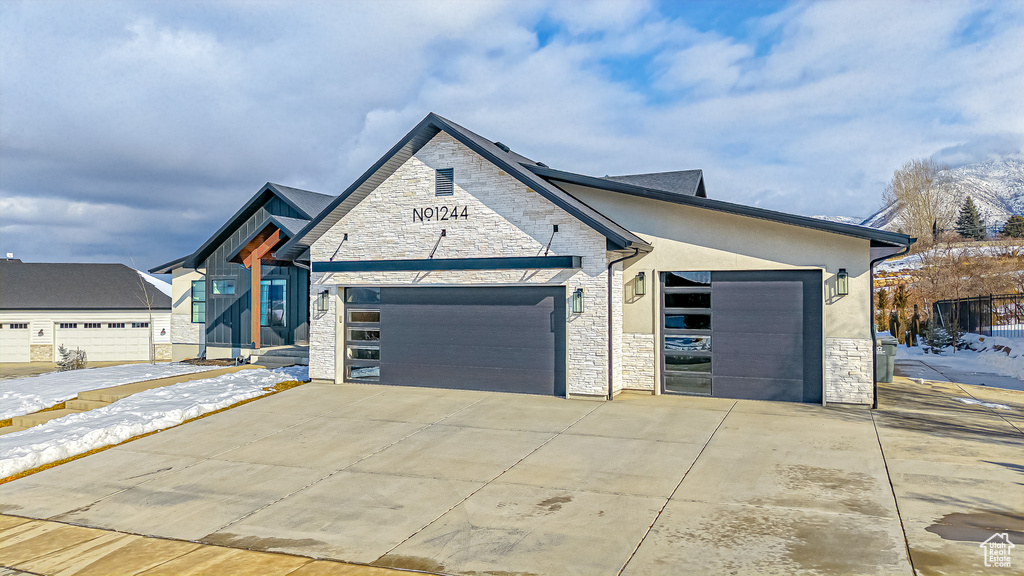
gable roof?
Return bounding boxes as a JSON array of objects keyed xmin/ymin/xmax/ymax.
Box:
[
  {"xmin": 604, "ymin": 170, "xmax": 706, "ymax": 198},
  {"xmin": 148, "ymin": 255, "xmax": 188, "ymax": 274},
  {"xmin": 529, "ymin": 164, "xmax": 913, "ymax": 247},
  {"xmin": 0, "ymin": 261, "xmax": 171, "ymax": 310},
  {"xmin": 276, "ymin": 113, "xmax": 653, "ymax": 260},
  {"xmin": 182, "ymin": 182, "xmax": 333, "ymax": 268}
]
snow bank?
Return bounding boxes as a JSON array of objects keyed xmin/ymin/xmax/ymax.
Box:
[
  {"xmin": 0, "ymin": 363, "xmax": 222, "ymax": 420},
  {"xmin": 0, "ymin": 366, "xmax": 307, "ymax": 479},
  {"xmin": 957, "ymin": 398, "xmax": 1011, "ymax": 410},
  {"xmin": 896, "ymin": 333, "xmax": 1024, "ymax": 381}
]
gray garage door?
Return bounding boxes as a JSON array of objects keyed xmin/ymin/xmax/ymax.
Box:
[
  {"xmin": 343, "ymin": 286, "xmax": 566, "ymax": 396},
  {"xmin": 661, "ymin": 270, "xmax": 822, "ymax": 403}
]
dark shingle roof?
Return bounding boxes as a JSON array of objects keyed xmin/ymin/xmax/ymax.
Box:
[
  {"xmin": 271, "ymin": 183, "xmax": 334, "ymax": 219},
  {"xmin": 604, "ymin": 170, "xmax": 706, "ymax": 198},
  {"xmin": 0, "ymin": 262, "xmax": 171, "ymax": 310}
]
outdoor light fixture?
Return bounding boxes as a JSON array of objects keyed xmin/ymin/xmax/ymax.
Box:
[
  {"xmin": 635, "ymin": 271, "xmax": 646, "ymax": 296},
  {"xmin": 572, "ymin": 288, "xmax": 585, "ymax": 314},
  {"xmin": 160, "ymin": 328, "xmax": 166, "ymax": 336},
  {"xmin": 836, "ymin": 269, "xmax": 849, "ymax": 296},
  {"xmin": 316, "ymin": 289, "xmax": 330, "ymax": 312}
]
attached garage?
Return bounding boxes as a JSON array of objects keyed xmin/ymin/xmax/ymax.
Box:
[
  {"xmin": 53, "ymin": 323, "xmax": 153, "ymax": 362},
  {"xmin": 660, "ymin": 270, "xmax": 822, "ymax": 403},
  {"xmin": 0, "ymin": 324, "xmax": 31, "ymax": 362},
  {"xmin": 342, "ymin": 286, "xmax": 566, "ymax": 396}
]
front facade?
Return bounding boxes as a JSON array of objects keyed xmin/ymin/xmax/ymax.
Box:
[
  {"xmin": 0, "ymin": 260, "xmax": 171, "ymax": 363},
  {"xmin": 152, "ymin": 183, "xmax": 334, "ymax": 360},
  {"xmin": 166, "ymin": 113, "xmax": 911, "ymax": 405}
]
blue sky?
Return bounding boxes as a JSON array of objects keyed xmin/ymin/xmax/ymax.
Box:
[{"xmin": 2, "ymin": 0, "xmax": 1022, "ymax": 270}]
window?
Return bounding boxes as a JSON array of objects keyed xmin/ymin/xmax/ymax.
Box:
[
  {"xmin": 108, "ymin": 322, "xmax": 125, "ymax": 329},
  {"xmin": 344, "ymin": 288, "xmax": 381, "ymax": 381},
  {"xmin": 59, "ymin": 323, "xmax": 77, "ymax": 329},
  {"xmin": 132, "ymin": 322, "xmax": 149, "ymax": 328},
  {"xmin": 192, "ymin": 280, "xmax": 206, "ymax": 323},
  {"xmin": 83, "ymin": 323, "xmax": 101, "ymax": 329},
  {"xmin": 435, "ymin": 167, "xmax": 454, "ymax": 196},
  {"xmin": 260, "ymin": 279, "xmax": 286, "ymax": 327},
  {"xmin": 9, "ymin": 323, "xmax": 28, "ymax": 329},
  {"xmin": 211, "ymin": 279, "xmax": 235, "ymax": 295},
  {"xmin": 661, "ymin": 271, "xmax": 713, "ymax": 396}
]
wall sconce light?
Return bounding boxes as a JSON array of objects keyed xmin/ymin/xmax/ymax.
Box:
[
  {"xmin": 37, "ymin": 329, "xmax": 44, "ymax": 337},
  {"xmin": 635, "ymin": 271, "xmax": 646, "ymax": 296},
  {"xmin": 160, "ymin": 328, "xmax": 166, "ymax": 336},
  {"xmin": 316, "ymin": 290, "xmax": 330, "ymax": 312},
  {"xmin": 836, "ymin": 268, "xmax": 849, "ymax": 296},
  {"xmin": 572, "ymin": 288, "xmax": 585, "ymax": 314}
]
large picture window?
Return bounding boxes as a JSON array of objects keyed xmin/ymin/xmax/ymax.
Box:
[
  {"xmin": 260, "ymin": 279, "xmax": 287, "ymax": 327},
  {"xmin": 191, "ymin": 280, "xmax": 206, "ymax": 323}
]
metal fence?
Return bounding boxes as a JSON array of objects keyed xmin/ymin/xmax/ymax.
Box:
[{"xmin": 932, "ymin": 293, "xmax": 1024, "ymax": 338}]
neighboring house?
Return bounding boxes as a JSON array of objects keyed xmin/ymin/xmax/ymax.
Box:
[
  {"xmin": 150, "ymin": 183, "xmax": 334, "ymax": 361},
  {"xmin": 163, "ymin": 113, "xmax": 913, "ymax": 405},
  {"xmin": 0, "ymin": 259, "xmax": 171, "ymax": 363}
]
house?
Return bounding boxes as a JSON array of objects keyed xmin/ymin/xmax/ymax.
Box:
[
  {"xmin": 0, "ymin": 259, "xmax": 171, "ymax": 363},
  {"xmin": 149, "ymin": 183, "xmax": 334, "ymax": 361},
  {"xmin": 163, "ymin": 113, "xmax": 913, "ymax": 404}
]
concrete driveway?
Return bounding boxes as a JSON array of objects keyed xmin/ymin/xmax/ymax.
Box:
[{"xmin": 0, "ymin": 383, "xmax": 914, "ymax": 575}]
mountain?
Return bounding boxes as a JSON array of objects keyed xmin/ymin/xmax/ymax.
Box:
[{"xmin": 862, "ymin": 155, "xmax": 1024, "ymax": 231}]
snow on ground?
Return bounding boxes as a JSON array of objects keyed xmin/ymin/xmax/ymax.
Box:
[
  {"xmin": 0, "ymin": 365, "xmax": 307, "ymax": 479},
  {"xmin": 0, "ymin": 363, "xmax": 222, "ymax": 420},
  {"xmin": 895, "ymin": 332, "xmax": 1024, "ymax": 381}
]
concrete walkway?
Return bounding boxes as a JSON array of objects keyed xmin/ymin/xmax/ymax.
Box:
[
  {"xmin": 1, "ymin": 378, "xmax": 1020, "ymax": 575},
  {"xmin": 1, "ymin": 366, "xmax": 256, "ymax": 434},
  {"xmin": 0, "ymin": 515, "xmax": 409, "ymax": 575}
]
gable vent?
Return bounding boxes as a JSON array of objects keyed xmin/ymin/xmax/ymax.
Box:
[{"xmin": 436, "ymin": 168, "xmax": 454, "ymax": 196}]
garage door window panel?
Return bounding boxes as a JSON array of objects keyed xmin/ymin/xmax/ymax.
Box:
[
  {"xmin": 344, "ymin": 288, "xmax": 381, "ymax": 382},
  {"xmin": 662, "ymin": 272, "xmax": 714, "ymax": 396}
]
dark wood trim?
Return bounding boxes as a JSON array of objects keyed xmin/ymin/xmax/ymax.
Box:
[{"xmin": 313, "ymin": 256, "xmax": 582, "ymax": 273}]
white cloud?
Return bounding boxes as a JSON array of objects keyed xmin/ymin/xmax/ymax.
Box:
[{"xmin": 1, "ymin": 0, "xmax": 1022, "ymax": 267}]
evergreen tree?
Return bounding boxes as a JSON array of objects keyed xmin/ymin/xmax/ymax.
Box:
[
  {"xmin": 876, "ymin": 288, "xmax": 889, "ymax": 332},
  {"xmin": 1000, "ymin": 215, "xmax": 1024, "ymax": 238},
  {"xmin": 955, "ymin": 196, "xmax": 985, "ymax": 240}
]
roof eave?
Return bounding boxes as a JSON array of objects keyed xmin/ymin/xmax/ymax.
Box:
[{"xmin": 533, "ymin": 165, "xmax": 913, "ymax": 247}]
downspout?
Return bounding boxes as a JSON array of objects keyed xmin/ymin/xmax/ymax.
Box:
[
  {"xmin": 608, "ymin": 247, "xmax": 640, "ymax": 400},
  {"xmin": 869, "ymin": 244, "xmax": 912, "ymax": 409}
]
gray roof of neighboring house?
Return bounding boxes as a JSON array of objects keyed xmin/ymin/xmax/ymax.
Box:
[
  {"xmin": 0, "ymin": 261, "xmax": 171, "ymax": 310},
  {"xmin": 605, "ymin": 170, "xmax": 706, "ymax": 198}
]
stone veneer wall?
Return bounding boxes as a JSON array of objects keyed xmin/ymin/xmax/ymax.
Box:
[
  {"xmin": 825, "ymin": 337, "xmax": 873, "ymax": 404},
  {"xmin": 621, "ymin": 333, "xmax": 656, "ymax": 391},
  {"xmin": 170, "ymin": 314, "xmax": 203, "ymax": 346},
  {"xmin": 155, "ymin": 344, "xmax": 172, "ymax": 361},
  {"xmin": 30, "ymin": 345, "xmax": 53, "ymax": 363},
  {"xmin": 309, "ymin": 131, "xmax": 615, "ymax": 396}
]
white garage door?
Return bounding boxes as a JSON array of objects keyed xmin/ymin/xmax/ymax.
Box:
[
  {"xmin": 54, "ymin": 323, "xmax": 151, "ymax": 361},
  {"xmin": 0, "ymin": 324, "xmax": 31, "ymax": 363}
]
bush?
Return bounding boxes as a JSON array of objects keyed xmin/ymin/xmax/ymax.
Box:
[{"xmin": 57, "ymin": 345, "xmax": 87, "ymax": 371}]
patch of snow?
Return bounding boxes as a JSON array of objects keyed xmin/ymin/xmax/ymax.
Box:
[
  {"xmin": 956, "ymin": 398, "xmax": 1011, "ymax": 410},
  {"xmin": 136, "ymin": 270, "xmax": 172, "ymax": 297},
  {"xmin": 811, "ymin": 215, "xmax": 865, "ymax": 225},
  {"xmin": 0, "ymin": 363, "xmax": 222, "ymax": 420},
  {"xmin": 0, "ymin": 366, "xmax": 307, "ymax": 479},
  {"xmin": 896, "ymin": 333, "xmax": 1024, "ymax": 381}
]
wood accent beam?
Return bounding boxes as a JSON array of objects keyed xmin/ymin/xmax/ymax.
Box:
[{"xmin": 242, "ymin": 229, "xmax": 281, "ymax": 350}]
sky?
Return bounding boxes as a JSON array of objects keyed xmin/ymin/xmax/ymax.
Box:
[{"xmin": 2, "ymin": 0, "xmax": 1023, "ymax": 272}]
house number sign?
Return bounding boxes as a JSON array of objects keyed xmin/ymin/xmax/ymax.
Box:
[{"xmin": 412, "ymin": 205, "xmax": 469, "ymax": 222}]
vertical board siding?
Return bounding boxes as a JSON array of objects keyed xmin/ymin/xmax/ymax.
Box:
[{"xmin": 202, "ymin": 198, "xmax": 308, "ymax": 347}]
